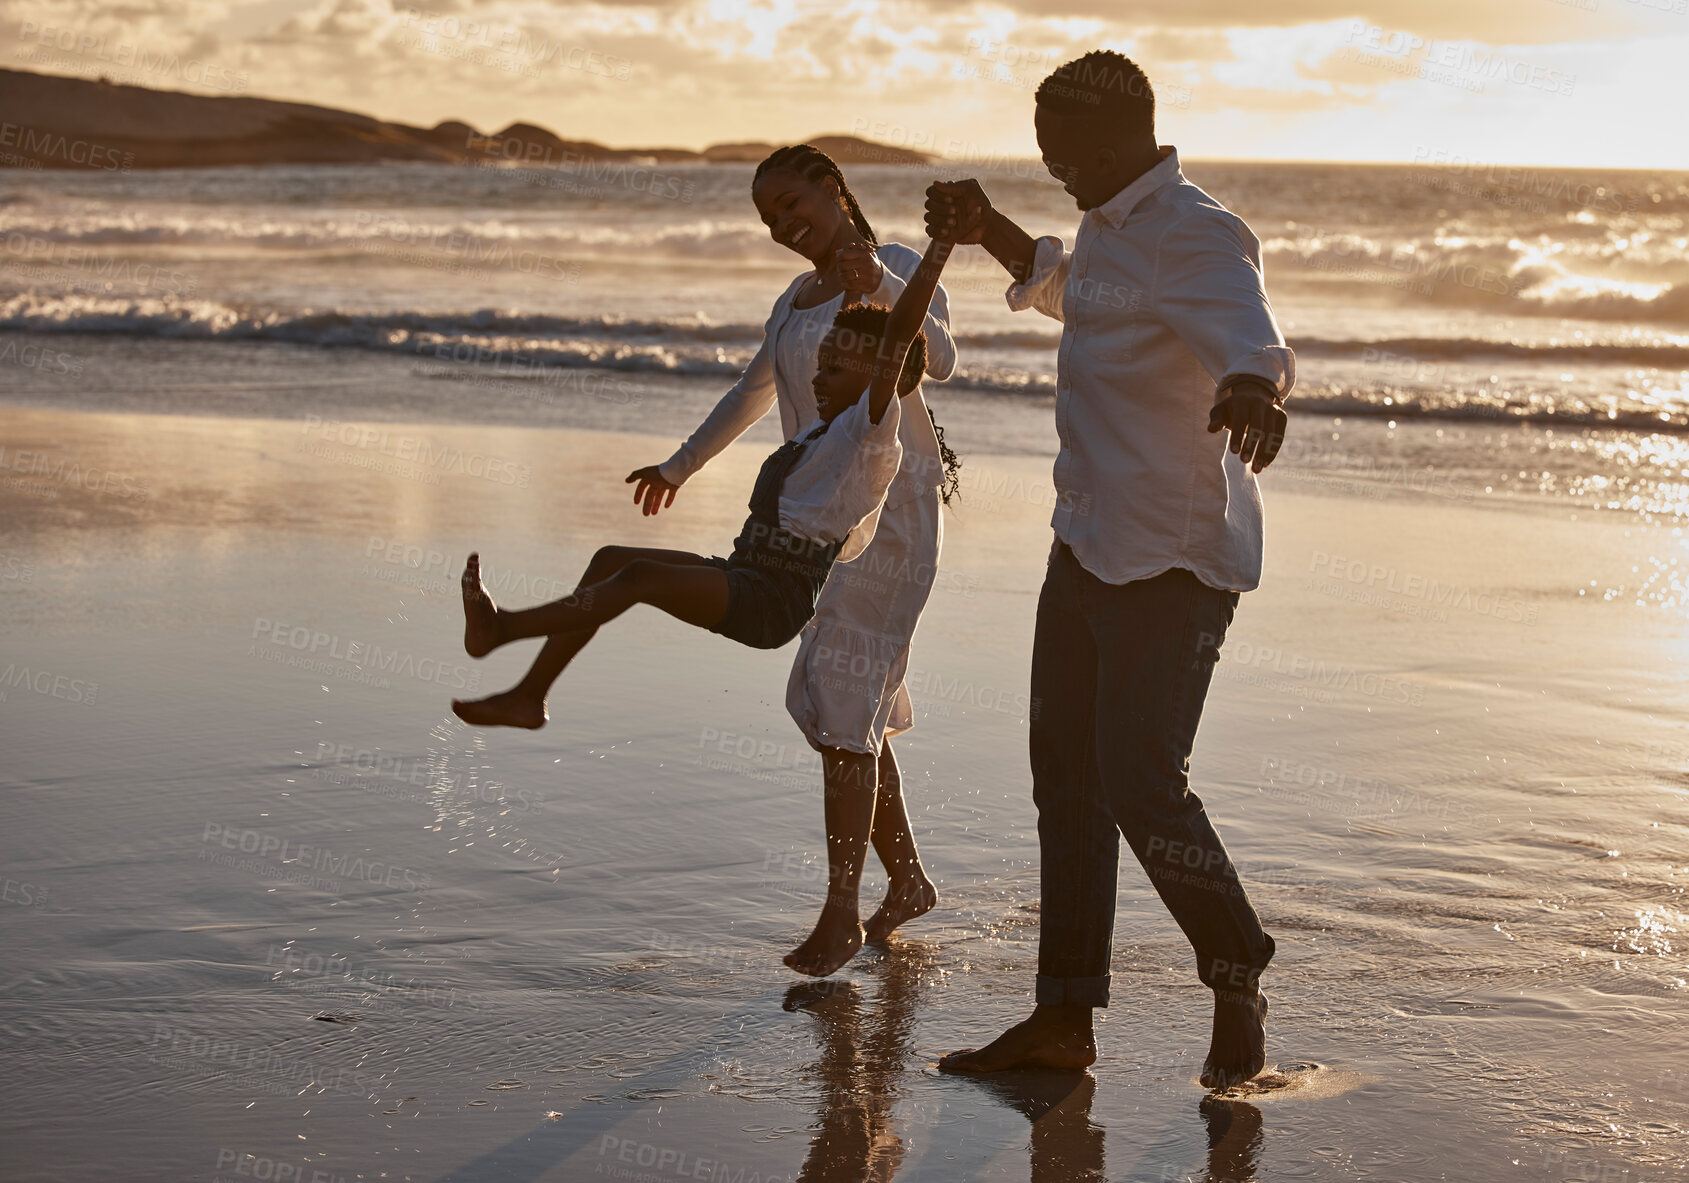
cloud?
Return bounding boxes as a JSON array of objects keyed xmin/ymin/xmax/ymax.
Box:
[{"xmin": 0, "ymin": 0, "xmax": 1681, "ymax": 165}]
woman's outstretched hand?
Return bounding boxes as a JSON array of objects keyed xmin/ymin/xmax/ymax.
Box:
[
  {"xmin": 625, "ymin": 465, "xmax": 679, "ymax": 516},
  {"xmin": 835, "ymin": 242, "xmax": 881, "ymax": 307}
]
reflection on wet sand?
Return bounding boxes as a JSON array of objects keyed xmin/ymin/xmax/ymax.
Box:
[
  {"xmin": 954, "ymin": 1069, "xmax": 1106, "ymax": 1181},
  {"xmin": 952, "ymin": 1079, "xmax": 1264, "ymax": 1182},
  {"xmin": 1197, "ymin": 1096, "xmax": 1264, "ymax": 1182},
  {"xmin": 782, "ymin": 941, "xmax": 934, "ymax": 1182},
  {"xmin": 784, "ymin": 943, "xmax": 1267, "ymax": 1182}
]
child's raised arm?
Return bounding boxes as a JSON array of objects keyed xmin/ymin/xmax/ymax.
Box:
[{"xmin": 867, "ymin": 237, "xmax": 953, "ymax": 423}]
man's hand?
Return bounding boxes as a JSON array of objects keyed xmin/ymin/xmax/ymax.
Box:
[
  {"xmin": 925, "ymin": 179, "xmax": 990, "ymax": 245},
  {"xmin": 1207, "ymin": 381, "xmax": 1288, "ymax": 473},
  {"xmin": 834, "ymin": 241, "xmax": 881, "ymax": 306},
  {"xmin": 625, "ymin": 465, "xmax": 679, "ymax": 516}
]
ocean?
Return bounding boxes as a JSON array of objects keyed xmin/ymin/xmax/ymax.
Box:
[{"xmin": 3, "ymin": 157, "xmax": 1688, "ymax": 525}]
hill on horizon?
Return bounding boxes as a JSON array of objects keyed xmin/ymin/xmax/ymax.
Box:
[{"xmin": 0, "ymin": 67, "xmax": 936, "ymax": 171}]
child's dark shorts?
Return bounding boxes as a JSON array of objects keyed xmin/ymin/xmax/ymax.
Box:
[{"xmin": 705, "ymin": 554, "xmax": 822, "ymax": 650}]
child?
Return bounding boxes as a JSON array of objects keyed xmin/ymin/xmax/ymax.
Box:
[{"xmin": 451, "ymin": 236, "xmax": 955, "ymax": 974}]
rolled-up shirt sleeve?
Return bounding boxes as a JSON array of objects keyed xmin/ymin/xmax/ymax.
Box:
[
  {"xmin": 657, "ymin": 288, "xmax": 788, "ymax": 486},
  {"xmin": 1005, "ymin": 236, "xmax": 1071, "ymax": 323},
  {"xmin": 1152, "ymin": 215, "xmax": 1295, "ymax": 400},
  {"xmin": 778, "ymin": 393, "xmax": 903, "ymax": 561}
]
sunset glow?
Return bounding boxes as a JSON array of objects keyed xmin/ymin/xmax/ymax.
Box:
[{"xmin": 3, "ymin": 0, "xmax": 1684, "ymax": 166}]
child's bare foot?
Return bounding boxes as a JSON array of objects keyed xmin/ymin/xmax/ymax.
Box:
[
  {"xmin": 865, "ymin": 877, "xmax": 937, "ymax": 942},
  {"xmin": 939, "ymin": 1004, "xmax": 1097, "ymax": 1073},
  {"xmin": 1200, "ymin": 990, "xmax": 1269, "ymax": 1090},
  {"xmin": 461, "ymin": 553, "xmax": 502, "ymax": 658},
  {"xmin": 451, "ymin": 689, "xmax": 547, "ymax": 729},
  {"xmin": 783, "ymin": 900, "xmax": 865, "ymax": 978}
]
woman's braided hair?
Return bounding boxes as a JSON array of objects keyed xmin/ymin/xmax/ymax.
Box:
[{"xmin": 757, "ymin": 144, "xmax": 962, "ymax": 506}]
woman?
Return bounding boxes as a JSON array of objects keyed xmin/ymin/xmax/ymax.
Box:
[{"xmin": 626, "ymin": 144, "xmax": 960, "ymax": 978}]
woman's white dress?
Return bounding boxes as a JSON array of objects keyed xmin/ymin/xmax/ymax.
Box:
[{"xmin": 657, "ymin": 242, "xmax": 955, "ymax": 755}]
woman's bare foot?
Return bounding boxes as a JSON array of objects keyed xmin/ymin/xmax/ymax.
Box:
[
  {"xmin": 939, "ymin": 1004, "xmax": 1097, "ymax": 1073},
  {"xmin": 1200, "ymin": 990, "xmax": 1269, "ymax": 1090},
  {"xmin": 451, "ymin": 689, "xmax": 547, "ymax": 730},
  {"xmin": 461, "ymin": 553, "xmax": 502, "ymax": 658},
  {"xmin": 864, "ymin": 877, "xmax": 937, "ymax": 942},
  {"xmin": 783, "ymin": 901, "xmax": 866, "ymax": 978}
]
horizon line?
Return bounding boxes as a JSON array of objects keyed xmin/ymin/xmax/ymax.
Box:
[{"xmin": 4, "ymin": 65, "xmax": 1683, "ymax": 175}]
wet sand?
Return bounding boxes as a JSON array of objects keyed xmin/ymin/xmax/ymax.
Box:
[{"xmin": 2, "ymin": 404, "xmax": 1687, "ymax": 1182}]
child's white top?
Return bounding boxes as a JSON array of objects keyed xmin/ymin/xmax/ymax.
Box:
[
  {"xmin": 777, "ymin": 390, "xmax": 904, "ymax": 563},
  {"xmin": 657, "ymin": 242, "xmax": 953, "ymax": 510}
]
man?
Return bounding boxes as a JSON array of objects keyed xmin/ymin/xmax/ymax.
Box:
[{"xmin": 927, "ymin": 49, "xmax": 1292, "ymax": 1087}]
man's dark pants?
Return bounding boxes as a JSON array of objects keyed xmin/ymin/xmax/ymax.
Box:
[{"xmin": 1031, "ymin": 539, "xmax": 1275, "ymax": 1007}]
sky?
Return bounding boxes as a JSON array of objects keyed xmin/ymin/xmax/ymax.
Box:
[{"xmin": 3, "ymin": 0, "xmax": 1687, "ymax": 168}]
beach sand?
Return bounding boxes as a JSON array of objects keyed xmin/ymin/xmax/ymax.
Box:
[{"xmin": 2, "ymin": 404, "xmax": 1687, "ymax": 1182}]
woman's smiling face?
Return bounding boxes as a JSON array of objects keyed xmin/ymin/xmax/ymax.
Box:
[{"xmin": 753, "ymin": 169, "xmax": 847, "ymax": 263}]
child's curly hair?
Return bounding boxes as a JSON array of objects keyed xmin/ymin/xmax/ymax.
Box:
[{"xmin": 830, "ymin": 302, "xmax": 962, "ymax": 506}]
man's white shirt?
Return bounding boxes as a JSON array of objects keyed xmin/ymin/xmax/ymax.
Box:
[{"xmin": 1006, "ymin": 146, "xmax": 1295, "ymax": 592}]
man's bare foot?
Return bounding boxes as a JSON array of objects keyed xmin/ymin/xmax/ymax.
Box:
[
  {"xmin": 783, "ymin": 901, "xmax": 866, "ymax": 978},
  {"xmin": 864, "ymin": 877, "xmax": 937, "ymax": 942},
  {"xmin": 1200, "ymin": 990, "xmax": 1269, "ymax": 1090},
  {"xmin": 451, "ymin": 689, "xmax": 547, "ymax": 730},
  {"xmin": 939, "ymin": 1004, "xmax": 1097, "ymax": 1073},
  {"xmin": 461, "ymin": 553, "xmax": 502, "ymax": 658}
]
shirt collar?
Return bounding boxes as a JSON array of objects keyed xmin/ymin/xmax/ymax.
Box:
[{"xmin": 1092, "ymin": 146, "xmax": 1180, "ymax": 228}]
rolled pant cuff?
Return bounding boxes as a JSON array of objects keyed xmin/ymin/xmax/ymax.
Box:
[{"xmin": 1036, "ymin": 973, "xmax": 1110, "ymax": 1008}]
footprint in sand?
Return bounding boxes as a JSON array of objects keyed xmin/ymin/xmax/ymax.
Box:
[{"xmin": 1208, "ymin": 1060, "xmax": 1367, "ymax": 1101}]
